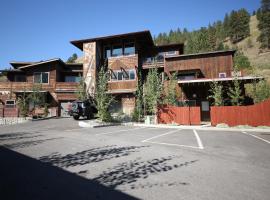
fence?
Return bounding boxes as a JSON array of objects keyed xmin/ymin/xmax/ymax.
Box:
[
  {"xmin": 211, "ymin": 98, "xmax": 270, "ymax": 127},
  {"xmin": 157, "ymin": 105, "xmax": 201, "ymax": 125},
  {"xmin": 0, "ymin": 107, "xmax": 19, "ymax": 118}
]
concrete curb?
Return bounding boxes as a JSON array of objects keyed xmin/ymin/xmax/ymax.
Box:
[
  {"xmin": 133, "ymin": 123, "xmax": 270, "ymax": 133},
  {"xmin": 78, "ymin": 120, "xmax": 270, "ymax": 133},
  {"xmin": 31, "ymin": 116, "xmax": 57, "ymax": 121}
]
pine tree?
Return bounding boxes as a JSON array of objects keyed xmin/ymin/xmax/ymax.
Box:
[
  {"xmin": 223, "ymin": 13, "xmax": 230, "ymax": 37},
  {"xmin": 257, "ymin": 0, "xmax": 270, "ymax": 49},
  {"xmin": 208, "ymin": 81, "xmax": 223, "ymax": 106}
]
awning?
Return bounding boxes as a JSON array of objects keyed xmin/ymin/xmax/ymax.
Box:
[
  {"xmin": 107, "ymin": 89, "xmax": 136, "ymax": 94},
  {"xmin": 178, "ymin": 76, "xmax": 263, "ymax": 84}
]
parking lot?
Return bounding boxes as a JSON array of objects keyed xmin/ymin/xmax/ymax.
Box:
[{"xmin": 0, "ymin": 118, "xmax": 270, "ymax": 200}]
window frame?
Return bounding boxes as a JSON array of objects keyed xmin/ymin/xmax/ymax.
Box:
[
  {"xmin": 33, "ymin": 72, "xmax": 49, "ymax": 84},
  {"xmin": 219, "ymin": 72, "xmax": 227, "ymax": 78},
  {"xmin": 112, "ymin": 44, "xmax": 123, "ymax": 57},
  {"xmin": 123, "ymin": 42, "xmax": 135, "ymax": 56},
  {"xmin": 104, "ymin": 45, "xmax": 112, "ymax": 59}
]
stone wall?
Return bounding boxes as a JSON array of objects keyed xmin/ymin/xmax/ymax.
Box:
[{"xmin": 83, "ymin": 42, "xmax": 96, "ymax": 96}]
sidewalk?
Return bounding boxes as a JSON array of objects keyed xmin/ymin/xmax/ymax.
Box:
[
  {"xmin": 78, "ymin": 120, "xmax": 270, "ymax": 133},
  {"xmin": 133, "ymin": 123, "xmax": 270, "ymax": 133}
]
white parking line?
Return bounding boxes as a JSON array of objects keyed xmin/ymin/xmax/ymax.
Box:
[
  {"xmin": 193, "ymin": 130, "xmax": 204, "ymax": 149},
  {"xmin": 96, "ymin": 127, "xmax": 146, "ymax": 136},
  {"xmin": 242, "ymin": 131, "xmax": 270, "ymax": 144},
  {"xmin": 141, "ymin": 129, "xmax": 181, "ymax": 143},
  {"xmin": 141, "ymin": 129, "xmax": 204, "ymax": 150}
]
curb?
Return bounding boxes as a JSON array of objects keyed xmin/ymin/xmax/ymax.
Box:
[
  {"xmin": 31, "ymin": 116, "xmax": 57, "ymax": 121},
  {"xmin": 133, "ymin": 123, "xmax": 270, "ymax": 133}
]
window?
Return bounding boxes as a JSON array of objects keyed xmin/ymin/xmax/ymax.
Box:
[
  {"xmin": 65, "ymin": 76, "xmax": 81, "ymax": 82},
  {"xmin": 5, "ymin": 100, "xmax": 16, "ymax": 108},
  {"xmin": 124, "ymin": 43, "xmax": 135, "ymax": 55},
  {"xmin": 165, "ymin": 51, "xmax": 177, "ymax": 56},
  {"xmin": 34, "ymin": 72, "xmax": 49, "ymax": 83},
  {"xmin": 14, "ymin": 74, "xmax": 26, "ymax": 82},
  {"xmin": 177, "ymin": 73, "xmax": 195, "ymax": 80},
  {"xmin": 112, "ymin": 45, "xmax": 123, "ymax": 57},
  {"xmin": 110, "ymin": 71, "xmax": 117, "ymax": 81},
  {"xmin": 219, "ymin": 72, "xmax": 227, "ymax": 78},
  {"xmin": 129, "ymin": 70, "xmax": 135, "ymax": 80},
  {"xmin": 104, "ymin": 46, "xmax": 111, "ymax": 59},
  {"xmin": 117, "ymin": 71, "xmax": 123, "ymax": 80}
]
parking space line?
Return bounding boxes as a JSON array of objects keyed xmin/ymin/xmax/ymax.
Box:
[
  {"xmin": 141, "ymin": 129, "xmax": 181, "ymax": 143},
  {"xmin": 144, "ymin": 141, "xmax": 202, "ymax": 149},
  {"xmin": 193, "ymin": 130, "xmax": 204, "ymax": 149},
  {"xmin": 95, "ymin": 127, "xmax": 147, "ymax": 136},
  {"xmin": 242, "ymin": 131, "xmax": 270, "ymax": 144}
]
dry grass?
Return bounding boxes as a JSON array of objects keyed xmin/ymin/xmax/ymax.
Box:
[{"xmin": 224, "ymin": 16, "xmax": 270, "ymax": 81}]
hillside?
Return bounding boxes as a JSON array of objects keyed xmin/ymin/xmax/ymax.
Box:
[{"xmin": 224, "ymin": 15, "xmax": 270, "ymax": 80}]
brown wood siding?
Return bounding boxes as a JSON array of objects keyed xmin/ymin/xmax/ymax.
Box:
[
  {"xmin": 108, "ymin": 81, "xmax": 137, "ymax": 91},
  {"xmin": 165, "ymin": 53, "xmax": 233, "ymax": 79},
  {"xmin": 108, "ymin": 54, "xmax": 138, "ymax": 70}
]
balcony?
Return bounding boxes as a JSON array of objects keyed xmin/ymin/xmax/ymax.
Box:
[
  {"xmin": 55, "ymin": 82, "xmax": 79, "ymax": 92},
  {"xmin": 142, "ymin": 55, "xmax": 164, "ymax": 69},
  {"xmin": 107, "ymin": 81, "xmax": 137, "ymax": 94}
]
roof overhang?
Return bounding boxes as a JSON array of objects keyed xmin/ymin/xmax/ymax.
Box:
[
  {"xmin": 166, "ymin": 50, "xmax": 236, "ymax": 60},
  {"xmin": 70, "ymin": 30, "xmax": 154, "ymax": 50},
  {"xmin": 178, "ymin": 76, "xmax": 263, "ymax": 84}
]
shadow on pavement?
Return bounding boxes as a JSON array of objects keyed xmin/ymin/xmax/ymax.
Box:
[
  {"xmin": 39, "ymin": 145, "xmax": 148, "ymax": 168},
  {"xmin": 0, "ymin": 146, "xmax": 138, "ymax": 200}
]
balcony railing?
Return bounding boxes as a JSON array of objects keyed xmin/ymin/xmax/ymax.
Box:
[
  {"xmin": 142, "ymin": 55, "xmax": 164, "ymax": 69},
  {"xmin": 55, "ymin": 82, "xmax": 79, "ymax": 91},
  {"xmin": 107, "ymin": 80, "xmax": 137, "ymax": 92}
]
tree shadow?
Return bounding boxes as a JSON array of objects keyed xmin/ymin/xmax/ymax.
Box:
[
  {"xmin": 0, "ymin": 146, "xmax": 138, "ymax": 200},
  {"xmin": 93, "ymin": 156, "xmax": 198, "ymax": 188},
  {"xmin": 39, "ymin": 145, "xmax": 148, "ymax": 168},
  {"xmin": 0, "ymin": 132, "xmax": 44, "ymax": 142},
  {"xmin": 3, "ymin": 137, "xmax": 63, "ymax": 149}
]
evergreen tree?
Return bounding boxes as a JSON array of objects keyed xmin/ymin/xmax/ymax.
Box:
[
  {"xmin": 67, "ymin": 53, "xmax": 78, "ymax": 63},
  {"xmin": 163, "ymin": 73, "xmax": 177, "ymax": 105},
  {"xmin": 95, "ymin": 66, "xmax": 114, "ymax": 122},
  {"xmin": 257, "ymin": 0, "xmax": 270, "ymax": 49},
  {"xmin": 223, "ymin": 13, "xmax": 230, "ymax": 37},
  {"xmin": 208, "ymin": 81, "xmax": 223, "ymax": 106},
  {"xmin": 233, "ymin": 51, "xmax": 251, "ymax": 69},
  {"xmin": 144, "ymin": 68, "xmax": 162, "ymax": 115}
]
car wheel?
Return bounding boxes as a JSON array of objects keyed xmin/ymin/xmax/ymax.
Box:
[{"xmin": 73, "ymin": 115, "xmax": 80, "ymax": 120}]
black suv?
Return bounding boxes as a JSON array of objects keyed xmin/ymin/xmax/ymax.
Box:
[{"xmin": 70, "ymin": 99, "xmax": 97, "ymax": 120}]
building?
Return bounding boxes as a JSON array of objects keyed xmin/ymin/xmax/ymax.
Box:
[
  {"xmin": 0, "ymin": 30, "xmax": 258, "ymax": 119},
  {"xmin": 70, "ymin": 30, "xmax": 257, "ymax": 120},
  {"xmin": 0, "ymin": 59, "xmax": 82, "ymax": 116}
]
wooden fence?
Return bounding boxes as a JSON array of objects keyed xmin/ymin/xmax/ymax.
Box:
[
  {"xmin": 211, "ymin": 98, "xmax": 270, "ymax": 127},
  {"xmin": 157, "ymin": 105, "xmax": 201, "ymax": 125},
  {"xmin": 0, "ymin": 107, "xmax": 19, "ymax": 118}
]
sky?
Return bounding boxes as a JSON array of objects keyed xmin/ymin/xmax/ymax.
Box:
[{"xmin": 0, "ymin": 0, "xmax": 260, "ymax": 69}]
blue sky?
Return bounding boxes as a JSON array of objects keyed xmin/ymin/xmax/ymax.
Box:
[{"xmin": 0, "ymin": 0, "xmax": 260, "ymax": 69}]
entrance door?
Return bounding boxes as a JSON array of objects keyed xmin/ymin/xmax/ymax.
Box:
[{"xmin": 201, "ymin": 101, "xmax": 210, "ymax": 121}]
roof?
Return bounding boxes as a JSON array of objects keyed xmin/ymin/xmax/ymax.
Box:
[
  {"xmin": 10, "ymin": 61, "xmax": 37, "ymax": 68},
  {"xmin": 70, "ymin": 30, "xmax": 154, "ymax": 50},
  {"xmin": 17, "ymin": 58, "xmax": 65, "ymax": 69},
  {"xmin": 178, "ymin": 76, "xmax": 263, "ymax": 84},
  {"xmin": 166, "ymin": 50, "xmax": 236, "ymax": 59},
  {"xmin": 0, "ymin": 69, "xmax": 23, "ymax": 73},
  {"xmin": 9, "ymin": 59, "xmax": 82, "ymax": 70}
]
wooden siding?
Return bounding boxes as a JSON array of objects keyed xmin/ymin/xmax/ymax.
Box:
[
  {"xmin": 108, "ymin": 54, "xmax": 138, "ymax": 70},
  {"xmin": 108, "ymin": 81, "xmax": 137, "ymax": 91},
  {"xmin": 165, "ymin": 53, "xmax": 233, "ymax": 79}
]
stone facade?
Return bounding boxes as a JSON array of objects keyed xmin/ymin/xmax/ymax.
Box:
[{"xmin": 83, "ymin": 42, "xmax": 96, "ymax": 96}]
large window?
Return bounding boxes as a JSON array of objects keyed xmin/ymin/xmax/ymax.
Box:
[
  {"xmin": 112, "ymin": 45, "xmax": 123, "ymax": 57},
  {"xmin": 110, "ymin": 70, "xmax": 136, "ymax": 81},
  {"xmin": 124, "ymin": 43, "xmax": 135, "ymax": 55},
  {"xmin": 64, "ymin": 76, "xmax": 81, "ymax": 82},
  {"xmin": 14, "ymin": 74, "xmax": 26, "ymax": 82},
  {"xmin": 104, "ymin": 46, "xmax": 111, "ymax": 59},
  {"xmin": 34, "ymin": 72, "xmax": 49, "ymax": 83}
]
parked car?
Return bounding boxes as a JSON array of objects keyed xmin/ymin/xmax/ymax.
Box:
[{"xmin": 69, "ymin": 99, "xmax": 97, "ymax": 120}]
